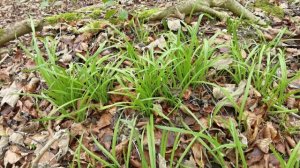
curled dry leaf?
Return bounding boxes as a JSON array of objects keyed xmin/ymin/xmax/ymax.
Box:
[
  {"xmin": 247, "ymin": 147, "xmax": 264, "ymax": 165},
  {"xmin": 287, "ymin": 97, "xmax": 296, "ymax": 109},
  {"xmin": 0, "ymin": 136, "xmax": 9, "ymax": 156},
  {"xmin": 212, "ymin": 57, "xmax": 233, "ymax": 70},
  {"xmin": 192, "ymin": 142, "xmax": 204, "ymax": 167},
  {"xmin": 56, "ymin": 131, "xmax": 70, "ymax": 159},
  {"xmin": 70, "ymin": 123, "xmax": 85, "ymax": 136},
  {"xmin": 114, "ymin": 140, "xmax": 128, "ymax": 160},
  {"xmin": 158, "ymin": 153, "xmax": 167, "ymax": 168},
  {"xmin": 256, "ymin": 138, "xmax": 272, "ymax": 153},
  {"xmin": 4, "ymin": 149, "xmax": 22, "ymax": 166},
  {"xmin": 289, "ymin": 78, "xmax": 300, "ymax": 89},
  {"xmin": 183, "ymin": 156, "xmax": 197, "ymax": 168},
  {"xmin": 286, "ymin": 136, "xmax": 296, "ymax": 148},
  {"xmin": 212, "ymin": 84, "xmax": 236, "ymax": 99},
  {"xmin": 182, "ymin": 88, "xmax": 192, "ymax": 100},
  {"xmin": 167, "ymin": 19, "xmax": 181, "ymax": 31},
  {"xmin": 96, "ymin": 112, "xmax": 112, "ymax": 130},
  {"xmin": 9, "ymin": 132, "xmax": 24, "ymax": 146},
  {"xmin": 146, "ymin": 36, "xmax": 166, "ymax": 50},
  {"xmin": 24, "ymin": 77, "xmax": 40, "ymax": 93},
  {"xmin": 0, "ymin": 82, "xmax": 22, "ymax": 107},
  {"xmin": 244, "ymin": 111, "xmax": 262, "ymax": 142},
  {"xmin": 217, "ymin": 80, "xmax": 247, "ymax": 107},
  {"xmin": 263, "ymin": 122, "xmax": 277, "ymax": 140}
]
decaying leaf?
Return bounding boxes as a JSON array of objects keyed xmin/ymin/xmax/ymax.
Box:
[
  {"xmin": 9, "ymin": 132, "xmax": 24, "ymax": 146},
  {"xmin": 56, "ymin": 131, "xmax": 70, "ymax": 159},
  {"xmin": 158, "ymin": 153, "xmax": 167, "ymax": 168},
  {"xmin": 263, "ymin": 122, "xmax": 277, "ymax": 140},
  {"xmin": 4, "ymin": 149, "xmax": 22, "ymax": 166},
  {"xmin": 212, "ymin": 57, "xmax": 233, "ymax": 70},
  {"xmin": 167, "ymin": 19, "xmax": 181, "ymax": 31},
  {"xmin": 289, "ymin": 78, "xmax": 300, "ymax": 89},
  {"xmin": 192, "ymin": 142, "xmax": 204, "ymax": 167},
  {"xmin": 0, "ymin": 136, "xmax": 9, "ymax": 156},
  {"xmin": 183, "ymin": 156, "xmax": 197, "ymax": 168},
  {"xmin": 256, "ymin": 138, "xmax": 272, "ymax": 153},
  {"xmin": 0, "ymin": 82, "xmax": 22, "ymax": 107},
  {"xmin": 24, "ymin": 77, "xmax": 40, "ymax": 93},
  {"xmin": 212, "ymin": 84, "xmax": 236, "ymax": 99},
  {"xmin": 114, "ymin": 140, "xmax": 128, "ymax": 160},
  {"xmin": 146, "ymin": 36, "xmax": 166, "ymax": 50}
]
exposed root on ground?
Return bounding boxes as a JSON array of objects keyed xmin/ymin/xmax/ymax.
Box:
[{"xmin": 0, "ymin": 0, "xmax": 266, "ymax": 46}]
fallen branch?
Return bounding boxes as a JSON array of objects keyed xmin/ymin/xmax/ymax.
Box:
[{"xmin": 0, "ymin": 19, "xmax": 44, "ymax": 47}]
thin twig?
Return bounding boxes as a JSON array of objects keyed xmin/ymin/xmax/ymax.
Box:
[{"xmin": 31, "ymin": 130, "xmax": 66, "ymax": 168}]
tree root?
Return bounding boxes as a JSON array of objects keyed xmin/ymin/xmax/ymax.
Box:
[
  {"xmin": 0, "ymin": 19, "xmax": 44, "ymax": 47},
  {"xmin": 0, "ymin": 0, "xmax": 266, "ymax": 47},
  {"xmin": 149, "ymin": 0, "xmax": 266, "ymax": 25}
]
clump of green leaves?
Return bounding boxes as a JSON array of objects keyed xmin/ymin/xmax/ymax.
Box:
[{"xmin": 23, "ymin": 23, "xmax": 120, "ymax": 121}]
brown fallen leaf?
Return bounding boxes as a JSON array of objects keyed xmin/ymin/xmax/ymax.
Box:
[
  {"xmin": 212, "ymin": 84, "xmax": 236, "ymax": 100},
  {"xmin": 24, "ymin": 77, "xmax": 40, "ymax": 93},
  {"xmin": 146, "ymin": 36, "xmax": 167, "ymax": 50},
  {"xmin": 212, "ymin": 57, "xmax": 233, "ymax": 70},
  {"xmin": 38, "ymin": 151, "xmax": 57, "ymax": 165},
  {"xmin": 0, "ymin": 82, "xmax": 22, "ymax": 107},
  {"xmin": 0, "ymin": 136, "xmax": 9, "ymax": 156},
  {"xmin": 4, "ymin": 149, "xmax": 22, "ymax": 166},
  {"xmin": 96, "ymin": 112, "xmax": 112, "ymax": 130},
  {"xmin": 286, "ymin": 136, "xmax": 296, "ymax": 148},
  {"xmin": 263, "ymin": 122, "xmax": 278, "ymax": 140},
  {"xmin": 256, "ymin": 138, "xmax": 272, "ymax": 153},
  {"xmin": 9, "ymin": 132, "xmax": 24, "ymax": 146},
  {"xmin": 56, "ymin": 131, "xmax": 70, "ymax": 159},
  {"xmin": 114, "ymin": 140, "xmax": 128, "ymax": 161},
  {"xmin": 167, "ymin": 19, "xmax": 181, "ymax": 31},
  {"xmin": 289, "ymin": 78, "xmax": 300, "ymax": 89},
  {"xmin": 191, "ymin": 142, "xmax": 204, "ymax": 167},
  {"xmin": 247, "ymin": 147, "xmax": 264, "ymax": 165},
  {"xmin": 182, "ymin": 88, "xmax": 192, "ymax": 100},
  {"xmin": 183, "ymin": 155, "xmax": 197, "ymax": 168},
  {"xmin": 158, "ymin": 153, "xmax": 167, "ymax": 168}
]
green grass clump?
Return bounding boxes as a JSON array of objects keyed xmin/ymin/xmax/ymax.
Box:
[
  {"xmin": 120, "ymin": 44, "xmax": 174, "ymax": 115},
  {"xmin": 254, "ymin": 0, "xmax": 284, "ymax": 18},
  {"xmin": 28, "ymin": 39, "xmax": 118, "ymax": 121},
  {"xmin": 23, "ymin": 21, "xmax": 120, "ymax": 121},
  {"xmin": 46, "ymin": 12, "xmax": 83, "ymax": 24}
]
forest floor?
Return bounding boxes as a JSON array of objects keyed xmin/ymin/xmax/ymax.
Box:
[{"xmin": 0, "ymin": 0, "xmax": 300, "ymax": 167}]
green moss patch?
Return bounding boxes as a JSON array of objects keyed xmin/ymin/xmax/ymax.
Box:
[
  {"xmin": 46, "ymin": 12, "xmax": 83, "ymax": 24},
  {"xmin": 137, "ymin": 8, "xmax": 160, "ymax": 19},
  {"xmin": 254, "ymin": 0, "xmax": 284, "ymax": 18},
  {"xmin": 0, "ymin": 29, "xmax": 4, "ymax": 36},
  {"xmin": 88, "ymin": 9, "xmax": 102, "ymax": 19},
  {"xmin": 78, "ymin": 20, "xmax": 110, "ymax": 33}
]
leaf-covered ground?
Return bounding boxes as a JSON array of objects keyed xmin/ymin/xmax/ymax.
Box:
[{"xmin": 0, "ymin": 0, "xmax": 300, "ymax": 167}]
